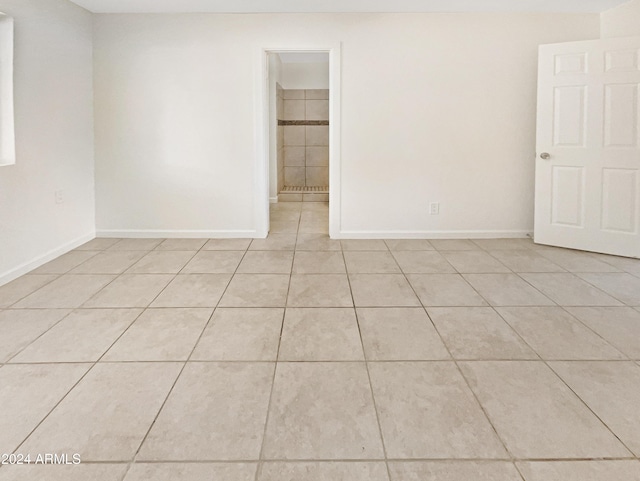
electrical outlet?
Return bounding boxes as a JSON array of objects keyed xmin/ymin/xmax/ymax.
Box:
[
  {"xmin": 429, "ymin": 202, "xmax": 440, "ymax": 215},
  {"xmin": 55, "ymin": 190, "xmax": 64, "ymax": 204}
]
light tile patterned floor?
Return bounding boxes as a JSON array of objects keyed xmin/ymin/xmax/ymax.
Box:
[{"xmin": 1, "ymin": 201, "xmax": 640, "ymax": 480}]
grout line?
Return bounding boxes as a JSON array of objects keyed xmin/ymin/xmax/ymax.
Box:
[
  {"xmin": 84, "ymin": 240, "xmax": 233, "ymax": 311},
  {"xmin": 492, "ymin": 306, "xmax": 630, "ymax": 362},
  {"xmin": 254, "ymin": 201, "xmax": 303, "ymax": 481},
  {"xmin": 478, "ymin": 306, "xmax": 633, "ymax": 480},
  {"xmin": 70, "ymin": 261, "xmax": 165, "ymax": 310},
  {"xmin": 253, "ymin": 299, "xmax": 287, "ymax": 480},
  {"xmin": 10, "ymin": 306, "xmax": 148, "ymax": 458},
  {"xmin": 522, "ymin": 270, "xmax": 637, "ymax": 307},
  {"xmin": 2, "ymin": 309, "xmax": 82, "ymax": 364},
  {"xmin": 483, "ymin": 249, "xmax": 568, "ymax": 274},
  {"xmin": 131, "ymin": 242, "xmax": 253, "ymax": 466},
  {"xmin": 513, "ymin": 462, "xmax": 528, "ymax": 481},
  {"xmin": 439, "ymin": 250, "xmax": 515, "ymax": 275},
  {"xmin": 7, "ymin": 364, "xmax": 95, "ymax": 455},
  {"xmin": 341, "ymin": 245, "xmax": 393, "ymax": 481},
  {"xmin": 5, "ymin": 309, "xmax": 148, "ymax": 365},
  {"xmin": 394, "ymin": 255, "xmax": 519, "ymax": 464},
  {"xmin": 4, "ymin": 274, "xmax": 65, "ymax": 309},
  {"xmin": 476, "ymin": 302, "xmax": 638, "ymax": 462},
  {"xmin": 127, "ymin": 328, "xmax": 197, "ymax": 466},
  {"xmin": 536, "ymin": 251, "xmax": 624, "ymax": 274},
  {"xmin": 44, "ymin": 306, "xmax": 146, "ymax": 479},
  {"xmin": 554, "ymin": 305, "xmax": 631, "ymax": 361},
  {"xmin": 155, "ymin": 250, "xmax": 200, "ymax": 276},
  {"xmin": 571, "ymin": 272, "xmax": 635, "ymax": 307},
  {"xmin": 501, "ymin": 272, "xmax": 558, "ymax": 306},
  {"xmin": 544, "ymin": 361, "xmax": 638, "ymax": 458},
  {"xmin": 450, "ymin": 284, "xmax": 637, "ymax": 462},
  {"xmin": 426, "ymin": 310, "xmax": 519, "ymax": 462},
  {"xmin": 29, "ymin": 249, "xmax": 103, "ymax": 276}
]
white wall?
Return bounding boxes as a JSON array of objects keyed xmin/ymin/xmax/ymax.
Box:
[
  {"xmin": 601, "ymin": 0, "xmax": 640, "ymax": 37},
  {"xmin": 268, "ymin": 53, "xmax": 282, "ymax": 201},
  {"xmin": 281, "ymin": 61, "xmax": 330, "ymax": 90},
  {"xmin": 93, "ymin": 13, "xmax": 599, "ymax": 238},
  {"xmin": 0, "ymin": 0, "xmax": 95, "ymax": 284}
]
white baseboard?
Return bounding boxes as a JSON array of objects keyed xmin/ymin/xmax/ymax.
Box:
[
  {"xmin": 269, "ymin": 196, "xmax": 279, "ymax": 204},
  {"xmin": 96, "ymin": 229, "xmax": 258, "ymax": 239},
  {"xmin": 0, "ymin": 232, "xmax": 95, "ymax": 287},
  {"xmin": 334, "ymin": 230, "xmax": 533, "ymax": 240}
]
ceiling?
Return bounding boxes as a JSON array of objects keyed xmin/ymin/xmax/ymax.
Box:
[{"xmin": 69, "ymin": 0, "xmax": 630, "ymax": 14}]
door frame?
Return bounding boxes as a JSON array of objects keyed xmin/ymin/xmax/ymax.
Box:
[{"xmin": 254, "ymin": 43, "xmax": 342, "ymax": 238}]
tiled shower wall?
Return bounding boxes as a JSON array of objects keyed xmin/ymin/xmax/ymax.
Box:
[{"xmin": 282, "ymin": 89, "xmax": 329, "ymax": 188}]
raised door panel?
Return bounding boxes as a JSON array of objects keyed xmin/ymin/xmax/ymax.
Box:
[
  {"xmin": 553, "ymin": 86, "xmax": 587, "ymax": 147},
  {"xmin": 602, "ymin": 169, "xmax": 638, "ymax": 233},
  {"xmin": 604, "ymin": 49, "xmax": 640, "ymax": 72},
  {"xmin": 554, "ymin": 53, "xmax": 588, "ymax": 75},
  {"xmin": 551, "ymin": 166, "xmax": 585, "ymax": 227},
  {"xmin": 604, "ymin": 83, "xmax": 639, "ymax": 148}
]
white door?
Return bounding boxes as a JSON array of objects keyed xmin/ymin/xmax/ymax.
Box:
[{"xmin": 535, "ymin": 36, "xmax": 640, "ymax": 258}]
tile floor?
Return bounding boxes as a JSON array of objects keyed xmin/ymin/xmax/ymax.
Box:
[{"xmin": 1, "ymin": 202, "xmax": 640, "ymax": 480}]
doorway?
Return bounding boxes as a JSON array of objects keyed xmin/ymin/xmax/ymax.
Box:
[{"xmin": 255, "ymin": 46, "xmax": 341, "ymax": 239}]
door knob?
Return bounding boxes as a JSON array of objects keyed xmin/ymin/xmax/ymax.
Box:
[{"xmin": 540, "ymin": 152, "xmax": 551, "ymax": 160}]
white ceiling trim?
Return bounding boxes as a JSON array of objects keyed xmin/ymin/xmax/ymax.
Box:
[
  {"xmin": 69, "ymin": 0, "xmax": 630, "ymax": 14},
  {"xmin": 278, "ymin": 52, "xmax": 330, "ymax": 63}
]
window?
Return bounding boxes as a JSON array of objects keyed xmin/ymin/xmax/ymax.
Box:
[{"xmin": 0, "ymin": 13, "xmax": 14, "ymax": 166}]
